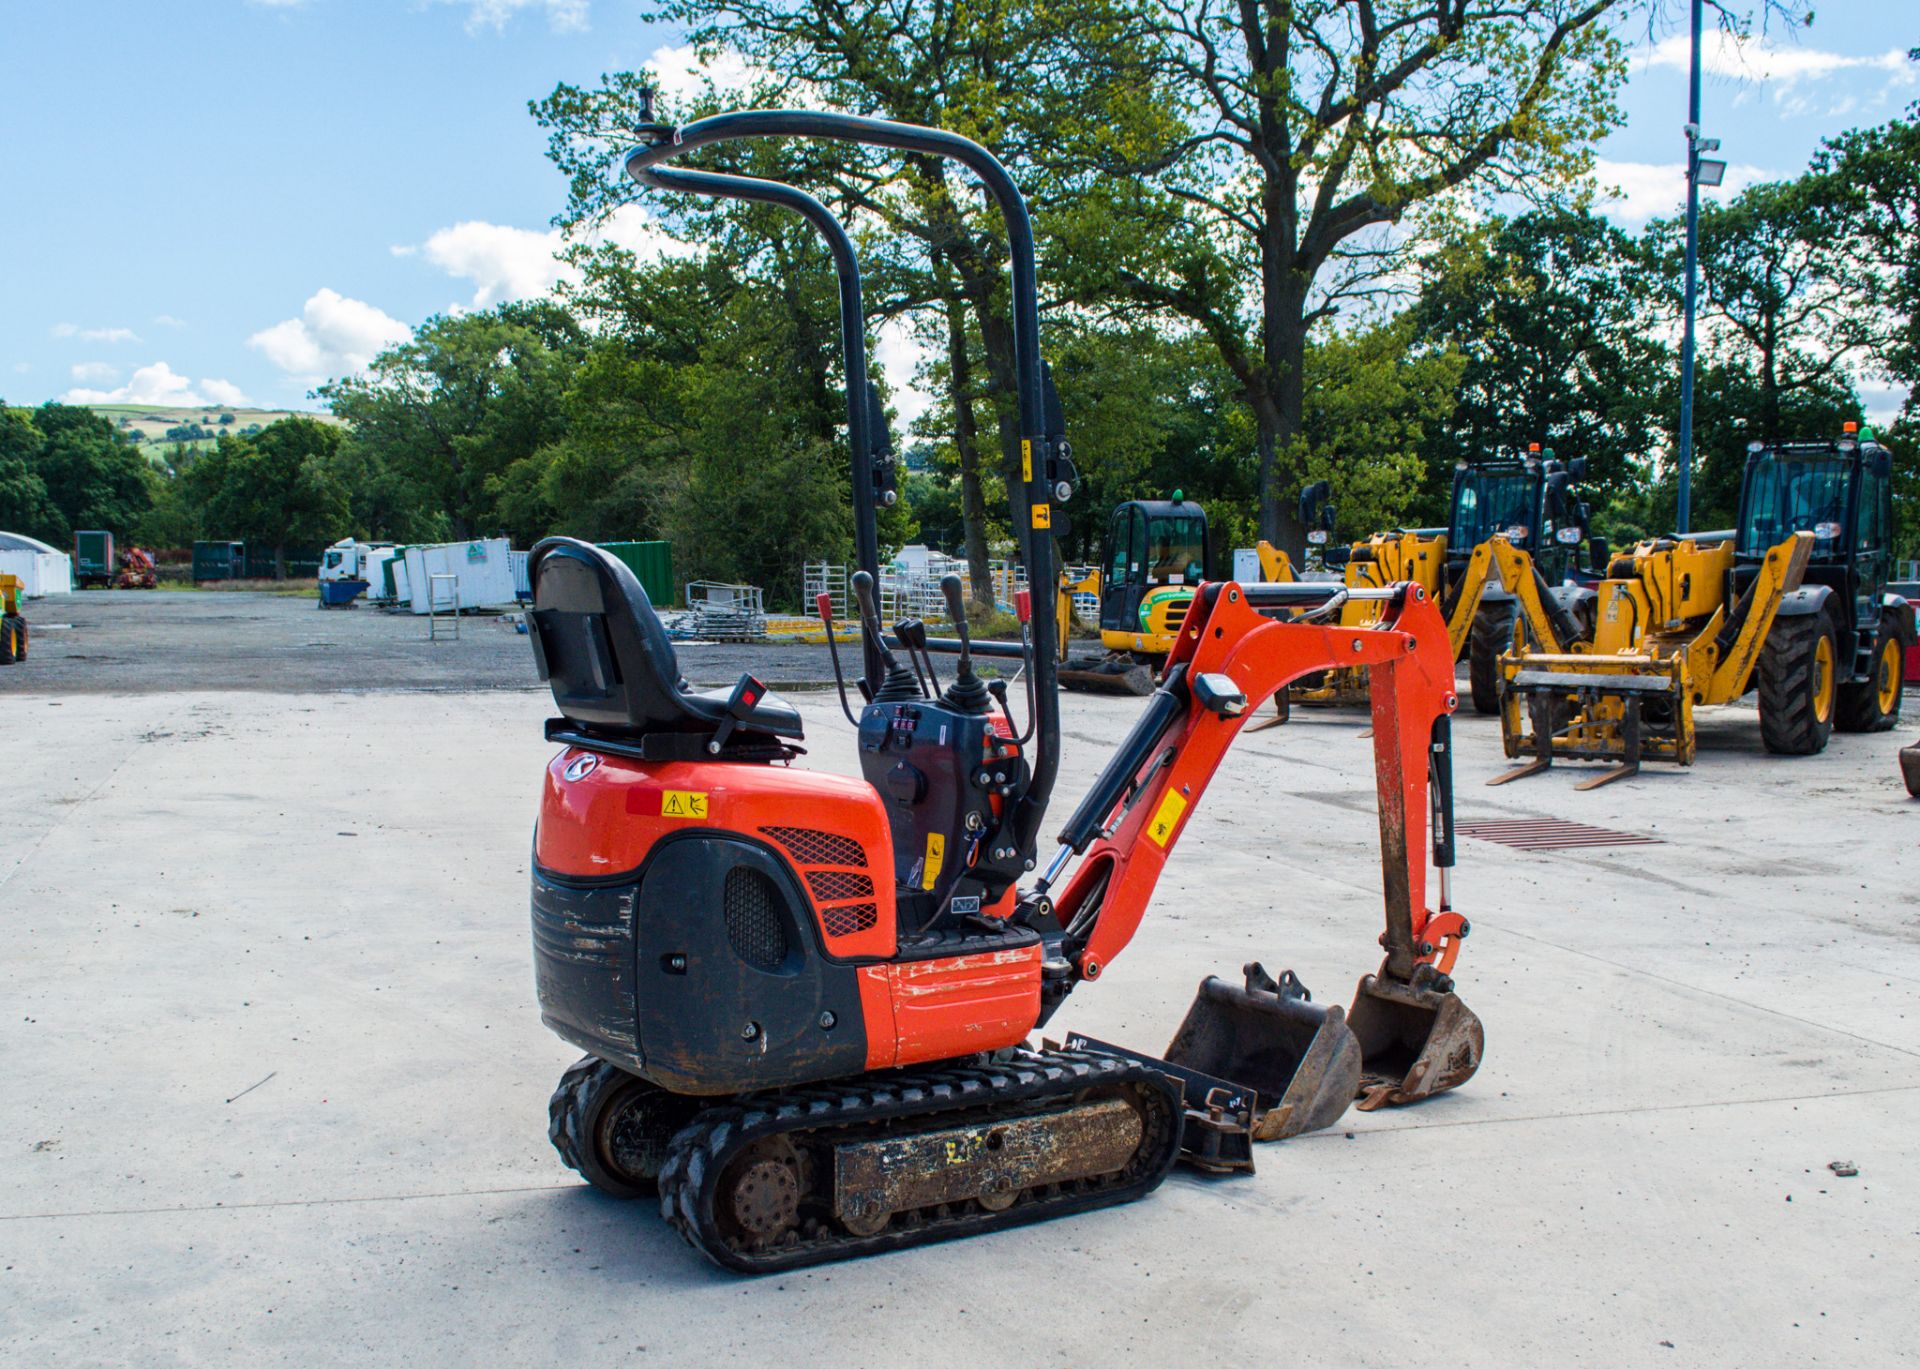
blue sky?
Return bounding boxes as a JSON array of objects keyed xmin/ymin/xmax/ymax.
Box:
[{"xmin": 1, "ymin": 1, "xmax": 1913, "ymax": 416}]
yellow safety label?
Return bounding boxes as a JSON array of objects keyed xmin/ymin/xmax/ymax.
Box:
[
  {"xmin": 1021, "ymin": 438, "xmax": 1033, "ymax": 483},
  {"xmin": 1145, "ymin": 790, "xmax": 1187, "ymax": 847},
  {"xmin": 921, "ymin": 833, "xmax": 946, "ymax": 889},
  {"xmin": 1031, "ymin": 503, "xmax": 1051, "ymax": 529},
  {"xmin": 661, "ymin": 790, "xmax": 710, "ymax": 820}
]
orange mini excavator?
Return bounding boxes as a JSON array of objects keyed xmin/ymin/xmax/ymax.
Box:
[{"xmin": 524, "ymin": 106, "xmax": 1481, "ymax": 1273}]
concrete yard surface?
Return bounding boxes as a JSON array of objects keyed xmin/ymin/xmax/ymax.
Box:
[{"xmin": 2, "ymin": 676, "xmax": 1916, "ymax": 1367}]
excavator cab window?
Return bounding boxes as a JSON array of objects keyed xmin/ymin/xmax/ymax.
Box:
[
  {"xmin": 1147, "ymin": 513, "xmax": 1207, "ymax": 586},
  {"xmin": 1452, "ymin": 470, "xmax": 1537, "ymax": 550},
  {"xmin": 1738, "ymin": 454, "xmax": 1852, "ymax": 560},
  {"xmin": 1107, "ymin": 505, "xmax": 1146, "ymax": 587}
]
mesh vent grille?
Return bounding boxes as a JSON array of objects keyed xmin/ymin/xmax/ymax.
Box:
[
  {"xmin": 821, "ymin": 903, "xmax": 879, "ymax": 938},
  {"xmin": 723, "ymin": 867, "xmax": 788, "ymax": 969},
  {"xmin": 761, "ymin": 826, "xmax": 866, "ymax": 867},
  {"xmin": 805, "ymin": 870, "xmax": 875, "ymax": 902}
]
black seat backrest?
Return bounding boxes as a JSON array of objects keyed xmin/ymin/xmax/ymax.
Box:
[{"xmin": 527, "ymin": 537, "xmax": 695, "ymax": 734}]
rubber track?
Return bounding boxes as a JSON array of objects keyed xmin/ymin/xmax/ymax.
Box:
[
  {"xmin": 547, "ymin": 1055, "xmax": 605, "ymax": 1184},
  {"xmin": 656, "ymin": 1050, "xmax": 1182, "ymax": 1274},
  {"xmin": 1757, "ymin": 612, "xmax": 1832, "ymax": 755}
]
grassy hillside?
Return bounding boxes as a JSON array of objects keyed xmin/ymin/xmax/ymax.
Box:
[{"xmin": 86, "ymin": 404, "xmax": 342, "ymax": 463}]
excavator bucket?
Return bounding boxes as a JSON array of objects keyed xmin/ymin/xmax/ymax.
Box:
[
  {"xmin": 1345, "ymin": 971, "xmax": 1484, "ymax": 1110},
  {"xmin": 1058, "ymin": 652, "xmax": 1157, "ymax": 696},
  {"xmin": 1162, "ymin": 964, "xmax": 1363, "ymax": 1141},
  {"xmin": 1902, "ymin": 739, "xmax": 1920, "ymax": 798}
]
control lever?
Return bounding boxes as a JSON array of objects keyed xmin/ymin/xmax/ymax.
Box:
[
  {"xmin": 853, "ymin": 570, "xmax": 920, "ymax": 703},
  {"xmin": 815, "ymin": 591, "xmax": 860, "ymax": 725},
  {"xmin": 895, "ymin": 617, "xmax": 938, "ymax": 697},
  {"xmin": 938, "ymin": 574, "xmax": 990, "ymax": 715}
]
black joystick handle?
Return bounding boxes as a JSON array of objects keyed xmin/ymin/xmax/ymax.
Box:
[
  {"xmin": 940, "ymin": 574, "xmax": 972, "ymax": 673},
  {"xmin": 938, "ymin": 573, "xmax": 991, "ymax": 715},
  {"xmin": 853, "ymin": 570, "xmax": 921, "ymax": 704},
  {"xmin": 852, "ymin": 570, "xmax": 885, "ymax": 639}
]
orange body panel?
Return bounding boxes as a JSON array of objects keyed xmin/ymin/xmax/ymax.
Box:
[
  {"xmin": 536, "ymin": 749, "xmax": 898, "ymax": 960},
  {"xmin": 881, "ymin": 946, "xmax": 1042, "ymax": 1070}
]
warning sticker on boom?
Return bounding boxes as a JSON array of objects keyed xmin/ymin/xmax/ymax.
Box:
[
  {"xmin": 661, "ymin": 790, "xmax": 710, "ymax": 820},
  {"xmin": 1145, "ymin": 790, "xmax": 1186, "ymax": 847}
]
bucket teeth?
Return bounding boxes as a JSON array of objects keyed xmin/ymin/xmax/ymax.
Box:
[{"xmin": 1346, "ymin": 971, "xmax": 1484, "ymax": 1110}]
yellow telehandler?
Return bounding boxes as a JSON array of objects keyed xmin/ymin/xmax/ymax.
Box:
[
  {"xmin": 1266, "ymin": 452, "xmax": 1600, "ymax": 716},
  {"xmin": 1494, "ymin": 428, "xmax": 1915, "ymax": 788}
]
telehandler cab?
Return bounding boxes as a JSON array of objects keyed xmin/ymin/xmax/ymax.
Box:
[
  {"xmin": 523, "ymin": 104, "xmax": 1481, "ymax": 1273},
  {"xmin": 1258, "ymin": 448, "xmax": 1600, "ymax": 723},
  {"xmin": 1495, "ymin": 427, "xmax": 1914, "ymax": 788}
]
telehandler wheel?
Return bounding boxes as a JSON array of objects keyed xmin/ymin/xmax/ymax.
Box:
[
  {"xmin": 549, "ymin": 1055, "xmax": 698, "ymax": 1199},
  {"xmin": 1836, "ymin": 632, "xmax": 1905, "ymax": 733},
  {"xmin": 1468, "ymin": 600, "xmax": 1518, "ymax": 715},
  {"xmin": 1757, "ymin": 611, "xmax": 1840, "ymax": 755},
  {"xmin": 0, "ymin": 621, "xmax": 14, "ymax": 666}
]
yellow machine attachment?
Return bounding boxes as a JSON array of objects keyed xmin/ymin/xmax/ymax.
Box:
[
  {"xmin": 0, "ymin": 573, "xmax": 26, "ymax": 666},
  {"xmin": 1280, "ymin": 534, "xmax": 1579, "ymax": 710},
  {"xmin": 1493, "ymin": 532, "xmax": 1814, "ymax": 788}
]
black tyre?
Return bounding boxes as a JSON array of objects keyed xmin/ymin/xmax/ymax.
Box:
[
  {"xmin": 1468, "ymin": 599, "xmax": 1518, "ymax": 715},
  {"xmin": 1757, "ymin": 611, "xmax": 1840, "ymax": 755},
  {"xmin": 0, "ymin": 620, "xmax": 14, "ymax": 666},
  {"xmin": 1836, "ymin": 630, "xmax": 1905, "ymax": 733},
  {"xmin": 548, "ymin": 1055, "xmax": 697, "ymax": 1199}
]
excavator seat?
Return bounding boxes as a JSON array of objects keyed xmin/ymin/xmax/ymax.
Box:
[{"xmin": 527, "ymin": 536, "xmax": 803, "ymax": 749}]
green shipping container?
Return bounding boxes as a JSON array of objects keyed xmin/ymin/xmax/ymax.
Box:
[
  {"xmin": 74, "ymin": 530, "xmax": 115, "ymax": 586},
  {"xmin": 598, "ymin": 541, "xmax": 673, "ymax": 607},
  {"xmin": 242, "ymin": 544, "xmax": 323, "ymax": 579},
  {"xmin": 192, "ymin": 540, "xmax": 246, "ymax": 582}
]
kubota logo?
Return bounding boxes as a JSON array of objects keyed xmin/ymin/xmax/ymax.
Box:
[{"xmin": 563, "ymin": 754, "xmax": 599, "ymax": 782}]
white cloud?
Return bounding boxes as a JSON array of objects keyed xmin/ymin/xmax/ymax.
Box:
[
  {"xmin": 872, "ymin": 317, "xmax": 935, "ymax": 431},
  {"xmin": 11, "ymin": 362, "xmax": 30, "ymax": 375},
  {"xmin": 70, "ymin": 362, "xmax": 120, "ymax": 384},
  {"xmin": 1643, "ymin": 32, "xmax": 1916, "ymax": 87},
  {"xmin": 201, "ymin": 379, "xmax": 250, "ymax": 407},
  {"xmin": 51, "ymin": 323, "xmax": 139, "ymax": 343},
  {"xmin": 152, "ymin": 314, "xmax": 187, "ymax": 328},
  {"xmin": 396, "ymin": 204, "xmax": 682, "ymax": 309},
  {"xmin": 249, "ymin": 288, "xmax": 412, "ymax": 383},
  {"xmin": 645, "ymin": 42, "xmax": 759, "ymax": 103},
  {"xmin": 62, "ymin": 361, "xmax": 248, "ymax": 409},
  {"xmin": 430, "ymin": 0, "xmax": 589, "ymax": 34},
  {"xmin": 1591, "ymin": 157, "xmax": 1770, "ymax": 226}
]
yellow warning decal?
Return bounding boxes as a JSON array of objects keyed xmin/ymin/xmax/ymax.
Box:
[
  {"xmin": 1145, "ymin": 790, "xmax": 1187, "ymax": 847},
  {"xmin": 1031, "ymin": 503, "xmax": 1051, "ymax": 529},
  {"xmin": 921, "ymin": 832, "xmax": 946, "ymax": 889},
  {"xmin": 1021, "ymin": 438, "xmax": 1033, "ymax": 483},
  {"xmin": 661, "ymin": 790, "xmax": 710, "ymax": 820}
]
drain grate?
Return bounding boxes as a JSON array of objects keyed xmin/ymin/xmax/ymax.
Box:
[{"xmin": 1458, "ymin": 818, "xmax": 1662, "ymax": 851}]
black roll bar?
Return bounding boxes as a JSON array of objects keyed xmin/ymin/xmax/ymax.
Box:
[
  {"xmin": 625, "ymin": 161, "xmax": 887, "ymax": 692},
  {"xmin": 625, "ymin": 108, "xmax": 1062, "ymax": 871}
]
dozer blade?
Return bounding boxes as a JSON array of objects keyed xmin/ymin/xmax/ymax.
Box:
[
  {"xmin": 1162, "ymin": 963, "xmax": 1363, "ymax": 1141},
  {"xmin": 1346, "ymin": 970, "xmax": 1484, "ymax": 1111},
  {"xmin": 1059, "ymin": 653, "xmax": 1157, "ymax": 696}
]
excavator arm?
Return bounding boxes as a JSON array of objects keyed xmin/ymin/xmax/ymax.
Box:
[
  {"xmin": 1040, "ymin": 578, "xmax": 1482, "ymax": 1131},
  {"xmin": 1049, "ymin": 579, "xmax": 1463, "ymax": 983}
]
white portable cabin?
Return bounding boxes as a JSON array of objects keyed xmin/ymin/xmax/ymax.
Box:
[
  {"xmin": 0, "ymin": 532, "xmax": 74, "ymax": 597},
  {"xmin": 402, "ymin": 538, "xmax": 517, "ymax": 615},
  {"xmin": 362, "ymin": 547, "xmax": 400, "ymax": 600}
]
